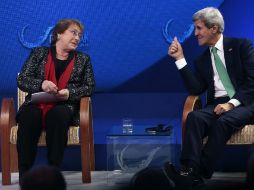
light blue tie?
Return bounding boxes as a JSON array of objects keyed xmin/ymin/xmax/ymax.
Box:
[{"xmin": 211, "ymin": 47, "xmax": 235, "ymax": 98}]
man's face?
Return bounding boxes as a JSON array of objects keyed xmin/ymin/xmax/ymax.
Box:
[{"xmin": 194, "ymin": 19, "xmax": 217, "ymax": 46}]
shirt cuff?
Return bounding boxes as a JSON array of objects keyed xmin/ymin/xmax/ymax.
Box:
[
  {"xmin": 228, "ymin": 99, "xmax": 241, "ymax": 107},
  {"xmin": 175, "ymin": 58, "xmax": 187, "ymax": 70}
]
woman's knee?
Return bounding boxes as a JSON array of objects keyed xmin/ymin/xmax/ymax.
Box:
[
  {"xmin": 18, "ymin": 105, "xmax": 42, "ymax": 127},
  {"xmin": 45, "ymin": 105, "xmax": 72, "ymax": 127},
  {"xmin": 47, "ymin": 106, "xmax": 71, "ymax": 119}
]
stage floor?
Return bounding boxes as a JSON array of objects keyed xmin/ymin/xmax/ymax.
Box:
[{"xmin": 0, "ymin": 171, "xmax": 247, "ymax": 190}]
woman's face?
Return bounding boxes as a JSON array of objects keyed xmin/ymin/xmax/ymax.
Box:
[{"xmin": 57, "ymin": 24, "xmax": 82, "ymax": 51}]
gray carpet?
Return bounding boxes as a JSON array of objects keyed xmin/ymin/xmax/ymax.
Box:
[{"xmin": 0, "ymin": 171, "xmax": 248, "ymax": 190}]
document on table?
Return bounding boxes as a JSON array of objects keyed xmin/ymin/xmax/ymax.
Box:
[{"xmin": 31, "ymin": 92, "xmax": 59, "ymax": 103}]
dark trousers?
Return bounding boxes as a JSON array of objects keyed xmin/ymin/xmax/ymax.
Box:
[
  {"xmin": 181, "ymin": 97, "xmax": 254, "ymax": 178},
  {"xmin": 17, "ymin": 104, "xmax": 72, "ymax": 175}
]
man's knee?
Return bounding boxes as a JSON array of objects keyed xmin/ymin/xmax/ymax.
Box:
[
  {"xmin": 186, "ymin": 111, "xmax": 204, "ymax": 123},
  {"xmin": 216, "ymin": 115, "xmax": 228, "ymax": 124},
  {"xmin": 209, "ymin": 116, "xmax": 237, "ymax": 141},
  {"xmin": 215, "ymin": 116, "xmax": 235, "ymax": 129}
]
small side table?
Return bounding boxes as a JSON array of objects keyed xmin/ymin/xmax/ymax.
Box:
[{"xmin": 106, "ymin": 125, "xmax": 176, "ymax": 185}]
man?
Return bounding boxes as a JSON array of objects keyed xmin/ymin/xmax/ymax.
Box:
[{"xmin": 165, "ymin": 7, "xmax": 254, "ymax": 190}]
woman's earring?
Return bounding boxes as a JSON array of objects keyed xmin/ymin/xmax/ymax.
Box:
[{"xmin": 57, "ymin": 34, "xmax": 60, "ymax": 39}]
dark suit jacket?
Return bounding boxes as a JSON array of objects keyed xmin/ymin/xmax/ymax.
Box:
[
  {"xmin": 17, "ymin": 47, "xmax": 95, "ymax": 125},
  {"xmin": 179, "ymin": 37, "xmax": 254, "ymax": 106}
]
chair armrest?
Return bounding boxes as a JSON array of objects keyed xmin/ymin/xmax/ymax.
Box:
[
  {"xmin": 79, "ymin": 97, "xmax": 92, "ymax": 130},
  {"xmin": 0, "ymin": 98, "xmax": 16, "ymax": 139},
  {"xmin": 79, "ymin": 96, "xmax": 94, "ymax": 182},
  {"xmin": 79, "ymin": 96, "xmax": 92, "ymax": 150},
  {"xmin": 182, "ymin": 96, "xmax": 202, "ymax": 142},
  {"xmin": 0, "ymin": 98, "xmax": 16, "ymax": 183}
]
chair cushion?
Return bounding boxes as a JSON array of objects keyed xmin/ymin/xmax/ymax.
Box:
[
  {"xmin": 203, "ymin": 125, "xmax": 254, "ymax": 145},
  {"xmin": 10, "ymin": 126, "xmax": 80, "ymax": 145},
  {"xmin": 227, "ymin": 125, "xmax": 254, "ymax": 144}
]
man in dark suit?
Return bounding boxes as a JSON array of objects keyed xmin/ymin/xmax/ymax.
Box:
[{"xmin": 166, "ymin": 7, "xmax": 254, "ymax": 190}]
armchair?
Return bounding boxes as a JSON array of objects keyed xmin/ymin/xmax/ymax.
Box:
[
  {"xmin": 182, "ymin": 96, "xmax": 254, "ymax": 144},
  {"xmin": 0, "ymin": 88, "xmax": 95, "ymax": 185}
]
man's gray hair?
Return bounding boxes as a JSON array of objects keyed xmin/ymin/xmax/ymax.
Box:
[{"xmin": 192, "ymin": 7, "xmax": 224, "ymax": 33}]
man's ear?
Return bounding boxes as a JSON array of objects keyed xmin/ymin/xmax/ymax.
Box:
[{"xmin": 211, "ymin": 25, "xmax": 219, "ymax": 34}]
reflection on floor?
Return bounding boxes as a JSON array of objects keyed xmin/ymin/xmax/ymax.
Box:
[{"xmin": 0, "ymin": 171, "xmax": 247, "ymax": 190}]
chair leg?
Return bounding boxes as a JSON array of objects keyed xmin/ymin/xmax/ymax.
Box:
[
  {"xmin": 80, "ymin": 139, "xmax": 91, "ymax": 183},
  {"xmin": 10, "ymin": 144, "xmax": 18, "ymax": 172},
  {"xmin": 1, "ymin": 137, "xmax": 11, "ymax": 185},
  {"xmin": 89, "ymin": 123, "xmax": 95, "ymax": 171},
  {"xmin": 80, "ymin": 119, "xmax": 91, "ymax": 183},
  {"xmin": 79, "ymin": 97, "xmax": 93, "ymax": 183},
  {"xmin": 1, "ymin": 98, "xmax": 17, "ymax": 185}
]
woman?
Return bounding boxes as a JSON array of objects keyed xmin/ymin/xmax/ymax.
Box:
[{"xmin": 16, "ymin": 19, "xmax": 95, "ymax": 181}]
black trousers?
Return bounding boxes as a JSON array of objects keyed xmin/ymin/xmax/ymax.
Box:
[
  {"xmin": 181, "ymin": 97, "xmax": 254, "ymax": 178},
  {"xmin": 17, "ymin": 104, "xmax": 72, "ymax": 175}
]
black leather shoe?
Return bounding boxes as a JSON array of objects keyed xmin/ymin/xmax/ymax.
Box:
[
  {"xmin": 177, "ymin": 167, "xmax": 205, "ymax": 190},
  {"xmin": 164, "ymin": 162, "xmax": 204, "ymax": 190},
  {"xmin": 163, "ymin": 162, "xmax": 178, "ymax": 182}
]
